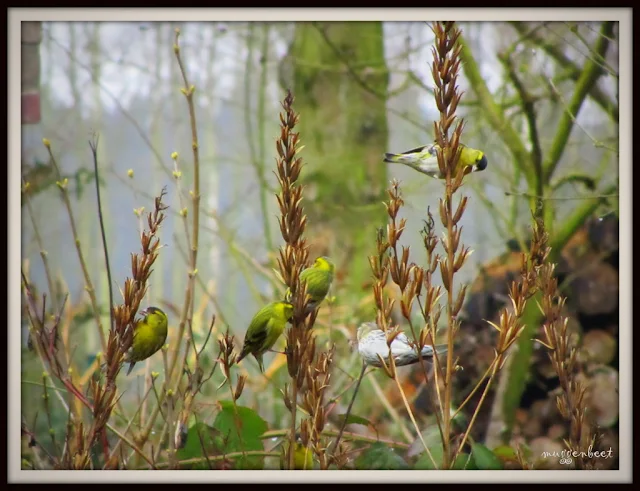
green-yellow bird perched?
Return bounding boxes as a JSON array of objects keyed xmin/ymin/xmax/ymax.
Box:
[
  {"xmin": 236, "ymin": 301, "xmax": 294, "ymax": 373},
  {"xmin": 295, "ymin": 256, "xmax": 335, "ymax": 313},
  {"xmin": 384, "ymin": 142, "xmax": 487, "ymax": 179},
  {"xmin": 356, "ymin": 322, "xmax": 448, "ymax": 368},
  {"xmin": 124, "ymin": 306, "xmax": 169, "ymax": 376},
  {"xmin": 279, "ymin": 438, "xmax": 314, "ymax": 470}
]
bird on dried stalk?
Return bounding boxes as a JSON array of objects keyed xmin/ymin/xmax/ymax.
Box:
[
  {"xmin": 383, "ymin": 143, "xmax": 487, "ymax": 179},
  {"xmin": 279, "ymin": 437, "xmax": 314, "ymax": 470},
  {"xmin": 287, "ymin": 256, "xmax": 335, "ymax": 313},
  {"xmin": 236, "ymin": 301, "xmax": 294, "ymax": 373},
  {"xmin": 124, "ymin": 306, "xmax": 169, "ymax": 376},
  {"xmin": 356, "ymin": 322, "xmax": 448, "ymax": 368}
]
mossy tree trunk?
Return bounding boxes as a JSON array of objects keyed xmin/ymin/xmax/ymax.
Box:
[{"xmin": 285, "ymin": 21, "xmax": 389, "ymax": 308}]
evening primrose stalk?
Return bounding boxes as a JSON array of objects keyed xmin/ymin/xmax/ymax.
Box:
[
  {"xmin": 138, "ymin": 28, "xmax": 202, "ymax": 449},
  {"xmin": 167, "ymin": 27, "xmax": 201, "ymax": 386}
]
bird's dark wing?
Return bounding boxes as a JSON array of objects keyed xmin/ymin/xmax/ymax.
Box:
[
  {"xmin": 246, "ymin": 328, "xmax": 267, "ymax": 349},
  {"xmin": 400, "ymin": 145, "xmax": 429, "ymax": 155},
  {"xmin": 239, "ymin": 322, "xmax": 268, "ymax": 360}
]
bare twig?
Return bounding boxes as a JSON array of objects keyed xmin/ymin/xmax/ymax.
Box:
[
  {"xmin": 89, "ymin": 134, "xmax": 115, "ymax": 334},
  {"xmin": 43, "ymin": 139, "xmax": 107, "ymax": 352},
  {"xmin": 330, "ymin": 362, "xmax": 366, "ymax": 454}
]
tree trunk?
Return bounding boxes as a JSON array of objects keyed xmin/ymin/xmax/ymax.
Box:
[{"xmin": 285, "ymin": 21, "xmax": 389, "ymax": 304}]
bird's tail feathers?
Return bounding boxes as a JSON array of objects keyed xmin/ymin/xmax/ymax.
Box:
[
  {"xmin": 433, "ymin": 344, "xmax": 449, "ymax": 355},
  {"xmin": 256, "ymin": 354, "xmax": 265, "ymax": 374},
  {"xmin": 383, "ymin": 153, "xmax": 402, "ymax": 163},
  {"xmin": 126, "ymin": 362, "xmax": 136, "ymax": 376},
  {"xmin": 421, "ymin": 343, "xmax": 449, "ymax": 357}
]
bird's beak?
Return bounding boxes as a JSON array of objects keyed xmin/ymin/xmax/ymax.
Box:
[{"xmin": 138, "ymin": 307, "xmax": 149, "ymax": 317}]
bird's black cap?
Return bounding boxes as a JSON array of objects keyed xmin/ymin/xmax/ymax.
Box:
[
  {"xmin": 140, "ymin": 306, "xmax": 162, "ymax": 316},
  {"xmin": 475, "ymin": 155, "xmax": 488, "ymax": 171}
]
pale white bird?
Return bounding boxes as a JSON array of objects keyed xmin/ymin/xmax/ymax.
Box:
[{"xmin": 356, "ymin": 322, "xmax": 448, "ymax": 367}]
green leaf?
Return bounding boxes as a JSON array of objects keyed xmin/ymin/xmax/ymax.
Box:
[
  {"xmin": 175, "ymin": 422, "xmax": 221, "ymax": 470},
  {"xmin": 451, "ymin": 406, "xmax": 469, "ymax": 431},
  {"xmin": 212, "ymin": 400, "xmax": 268, "ymax": 470},
  {"xmin": 355, "ymin": 442, "xmax": 409, "ymax": 470},
  {"xmin": 406, "ymin": 426, "xmax": 442, "ymax": 458},
  {"xmin": 453, "ymin": 453, "xmax": 476, "ymax": 470},
  {"xmin": 470, "ymin": 443, "xmax": 504, "ymax": 470},
  {"xmin": 335, "ymin": 413, "xmax": 372, "ymax": 428},
  {"xmin": 414, "ymin": 446, "xmax": 475, "ymax": 470},
  {"xmin": 492, "ymin": 444, "xmax": 518, "ymax": 464},
  {"xmin": 413, "ymin": 445, "xmax": 443, "ymax": 469}
]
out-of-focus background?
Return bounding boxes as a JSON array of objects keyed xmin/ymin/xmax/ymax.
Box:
[{"xmin": 21, "ymin": 21, "xmax": 619, "ymax": 470}]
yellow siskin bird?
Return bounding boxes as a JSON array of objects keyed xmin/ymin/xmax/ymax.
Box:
[
  {"xmin": 356, "ymin": 322, "xmax": 448, "ymax": 368},
  {"xmin": 236, "ymin": 301, "xmax": 294, "ymax": 373},
  {"xmin": 383, "ymin": 142, "xmax": 487, "ymax": 179},
  {"xmin": 296, "ymin": 256, "xmax": 335, "ymax": 312},
  {"xmin": 124, "ymin": 306, "xmax": 169, "ymax": 376},
  {"xmin": 279, "ymin": 438, "xmax": 314, "ymax": 470}
]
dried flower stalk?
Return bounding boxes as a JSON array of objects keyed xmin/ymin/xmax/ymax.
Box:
[
  {"xmin": 21, "ymin": 187, "xmax": 167, "ymax": 468},
  {"xmin": 429, "ymin": 20, "xmax": 473, "ymax": 468},
  {"xmin": 367, "ymin": 181, "xmax": 440, "ymax": 467},
  {"xmin": 273, "ymin": 89, "xmax": 318, "ymax": 469},
  {"xmin": 537, "ymin": 262, "xmax": 601, "ymax": 469},
  {"xmin": 87, "ymin": 188, "xmax": 168, "ymax": 460},
  {"xmin": 451, "ymin": 216, "xmax": 550, "ymax": 463},
  {"xmin": 300, "ymin": 347, "xmax": 335, "ymax": 469}
]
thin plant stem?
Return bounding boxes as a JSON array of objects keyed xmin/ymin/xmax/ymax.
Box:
[
  {"xmin": 167, "ymin": 27, "xmax": 201, "ymax": 383},
  {"xmin": 330, "ymin": 362, "xmax": 366, "ymax": 454},
  {"xmin": 27, "ymin": 323, "xmax": 155, "ymax": 468},
  {"xmin": 41, "ymin": 375, "xmax": 61, "ymax": 459},
  {"xmin": 152, "ymin": 451, "xmax": 280, "ymax": 470},
  {"xmin": 104, "ymin": 383, "xmax": 154, "ymax": 469},
  {"xmin": 88, "ymin": 134, "xmax": 133, "ymax": 436},
  {"xmin": 89, "ymin": 136, "xmax": 114, "ymax": 334},
  {"xmin": 138, "ymin": 28, "xmax": 202, "ymax": 448},
  {"xmin": 450, "ymin": 360, "xmax": 497, "ymax": 419},
  {"xmin": 113, "ymin": 169, "xmax": 281, "ymax": 293},
  {"xmin": 43, "ymin": 140, "xmax": 107, "ymax": 352},
  {"xmin": 452, "ymin": 365, "xmax": 499, "ymax": 463},
  {"xmin": 261, "ymin": 428, "xmax": 409, "ymax": 450},
  {"xmin": 105, "ymin": 423, "xmax": 156, "ymax": 469},
  {"xmin": 288, "ymin": 383, "xmax": 298, "ymax": 470},
  {"xmin": 405, "ymin": 311, "xmax": 445, "ymax": 445},
  {"xmin": 391, "ymin": 368, "xmax": 437, "ymax": 469},
  {"xmin": 367, "ymin": 369, "xmax": 414, "ymax": 443},
  {"xmin": 22, "ymin": 180, "xmax": 58, "ymax": 313},
  {"xmin": 228, "ymin": 379, "xmax": 247, "ymax": 462}
]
